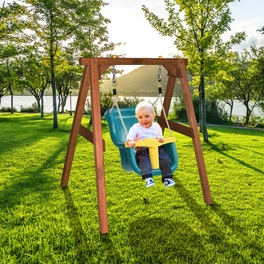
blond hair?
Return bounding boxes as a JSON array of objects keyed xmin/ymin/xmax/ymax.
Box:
[{"xmin": 135, "ymin": 101, "xmax": 155, "ymax": 115}]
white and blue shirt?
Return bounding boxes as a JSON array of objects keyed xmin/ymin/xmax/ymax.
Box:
[{"xmin": 126, "ymin": 123, "xmax": 163, "ymax": 142}]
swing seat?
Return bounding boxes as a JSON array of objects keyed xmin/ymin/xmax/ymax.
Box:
[
  {"xmin": 125, "ymin": 137, "xmax": 176, "ymax": 169},
  {"xmin": 104, "ymin": 107, "xmax": 178, "ymax": 176}
]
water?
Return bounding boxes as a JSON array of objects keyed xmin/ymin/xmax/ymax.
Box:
[
  {"xmin": 0, "ymin": 95, "xmax": 263, "ymax": 117},
  {"xmin": 0, "ymin": 96, "xmax": 79, "ymax": 114}
]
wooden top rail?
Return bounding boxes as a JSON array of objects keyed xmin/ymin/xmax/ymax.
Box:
[{"xmin": 79, "ymin": 57, "xmax": 188, "ymax": 66}]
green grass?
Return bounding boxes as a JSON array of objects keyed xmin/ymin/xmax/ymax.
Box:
[{"xmin": 0, "ymin": 113, "xmax": 263, "ymax": 264}]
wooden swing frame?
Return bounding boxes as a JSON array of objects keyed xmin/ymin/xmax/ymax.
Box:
[{"xmin": 61, "ymin": 57, "xmax": 212, "ymax": 234}]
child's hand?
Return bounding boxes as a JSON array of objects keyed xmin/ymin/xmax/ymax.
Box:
[
  {"xmin": 158, "ymin": 136, "xmax": 164, "ymax": 143},
  {"xmin": 127, "ymin": 140, "xmax": 135, "ymax": 148}
]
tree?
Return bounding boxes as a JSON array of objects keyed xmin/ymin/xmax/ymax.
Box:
[
  {"xmin": 142, "ymin": 0, "xmax": 246, "ymax": 141},
  {"xmin": 0, "ymin": 64, "xmax": 7, "ymax": 106},
  {"xmin": 56, "ymin": 59, "xmax": 82, "ymax": 113},
  {"xmin": 18, "ymin": 49, "xmax": 50, "ymax": 117},
  {"xmin": 230, "ymin": 48, "xmax": 263, "ymax": 124},
  {"xmin": 0, "ymin": 46, "xmax": 23, "ymax": 113},
  {"xmin": 0, "ymin": 1, "xmax": 30, "ymax": 112},
  {"xmin": 251, "ymin": 45, "xmax": 264, "ymax": 100},
  {"xmin": 207, "ymin": 52, "xmax": 238, "ymax": 122},
  {"xmin": 24, "ymin": 0, "xmax": 114, "ymax": 128},
  {"xmin": 253, "ymin": 27, "xmax": 264, "ymax": 115},
  {"xmin": 0, "ymin": 1, "xmax": 28, "ymax": 42}
]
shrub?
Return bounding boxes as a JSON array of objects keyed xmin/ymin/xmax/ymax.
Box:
[
  {"xmin": 258, "ymin": 101, "xmax": 264, "ymax": 114},
  {"xmin": 20, "ymin": 102, "xmax": 39, "ymax": 113},
  {"xmin": 172, "ymin": 95, "xmax": 229, "ymax": 124},
  {"xmin": 0, "ymin": 106, "xmax": 18, "ymax": 112},
  {"xmin": 117, "ymin": 97, "xmax": 142, "ymax": 108},
  {"xmin": 85, "ymin": 91, "xmax": 142, "ymax": 116},
  {"xmin": 248, "ymin": 114, "xmax": 264, "ymax": 127}
]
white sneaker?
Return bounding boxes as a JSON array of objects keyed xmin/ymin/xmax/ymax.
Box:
[
  {"xmin": 164, "ymin": 178, "xmax": 175, "ymax": 188},
  {"xmin": 145, "ymin": 178, "xmax": 155, "ymax": 188}
]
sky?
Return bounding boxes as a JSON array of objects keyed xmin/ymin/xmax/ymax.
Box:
[
  {"xmin": 101, "ymin": 0, "xmax": 264, "ymax": 71},
  {"xmin": 4, "ymin": 0, "xmax": 264, "ymax": 73}
]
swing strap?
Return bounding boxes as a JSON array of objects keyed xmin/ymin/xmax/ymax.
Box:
[
  {"xmin": 156, "ymin": 63, "xmax": 172, "ymax": 137},
  {"xmin": 158, "ymin": 94, "xmax": 172, "ymax": 137},
  {"xmin": 109, "ymin": 65, "xmax": 128, "ymax": 135}
]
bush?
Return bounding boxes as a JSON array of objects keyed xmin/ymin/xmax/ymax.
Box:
[
  {"xmin": 258, "ymin": 101, "xmax": 264, "ymax": 114},
  {"xmin": 117, "ymin": 97, "xmax": 142, "ymax": 108},
  {"xmin": 85, "ymin": 91, "xmax": 142, "ymax": 116},
  {"xmin": 0, "ymin": 106, "xmax": 18, "ymax": 112},
  {"xmin": 248, "ymin": 114, "xmax": 264, "ymax": 127},
  {"xmin": 172, "ymin": 95, "xmax": 229, "ymax": 124},
  {"xmin": 20, "ymin": 102, "xmax": 39, "ymax": 113}
]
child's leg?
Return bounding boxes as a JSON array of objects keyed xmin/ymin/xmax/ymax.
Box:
[
  {"xmin": 136, "ymin": 148, "xmax": 154, "ymax": 187},
  {"xmin": 136, "ymin": 148, "xmax": 153, "ymax": 180},
  {"xmin": 159, "ymin": 147, "xmax": 173, "ymax": 182}
]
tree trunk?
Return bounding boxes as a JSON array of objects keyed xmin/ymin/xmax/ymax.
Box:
[
  {"xmin": 50, "ymin": 42, "xmax": 58, "ymax": 128},
  {"xmin": 57, "ymin": 94, "xmax": 61, "ymax": 112},
  {"xmin": 41, "ymin": 94, "xmax": 44, "ymax": 118},
  {"xmin": 36, "ymin": 97, "xmax": 41, "ymax": 113},
  {"xmin": 89, "ymin": 115, "xmax": 92, "ymax": 126},
  {"xmin": 200, "ymin": 76, "xmax": 209, "ymax": 142},
  {"xmin": 9, "ymin": 85, "xmax": 14, "ymax": 114},
  {"xmin": 245, "ymin": 104, "xmax": 252, "ymax": 125},
  {"xmin": 229, "ymin": 102, "xmax": 234, "ymax": 122},
  {"xmin": 61, "ymin": 95, "xmax": 66, "ymax": 113},
  {"xmin": 51, "ymin": 72, "xmax": 58, "ymax": 127},
  {"xmin": 199, "ymin": 84, "xmax": 203, "ymax": 133}
]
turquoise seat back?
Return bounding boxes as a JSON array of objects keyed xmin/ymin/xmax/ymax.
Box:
[{"xmin": 104, "ymin": 107, "xmax": 178, "ymax": 176}]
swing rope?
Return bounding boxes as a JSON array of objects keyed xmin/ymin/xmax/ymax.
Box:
[
  {"xmin": 109, "ymin": 65, "xmax": 128, "ymax": 135},
  {"xmin": 156, "ymin": 64, "xmax": 172, "ymax": 137},
  {"xmin": 109, "ymin": 63, "xmax": 173, "ymax": 138}
]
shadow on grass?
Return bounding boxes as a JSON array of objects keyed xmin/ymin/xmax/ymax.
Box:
[
  {"xmin": 63, "ymin": 187, "xmax": 92, "ymax": 263},
  {"xmin": 173, "ymin": 178, "xmax": 263, "ymax": 262},
  {"xmin": 0, "ymin": 139, "xmax": 67, "ymax": 209},
  {"xmin": 211, "ymin": 202, "xmax": 264, "ymax": 260},
  {"xmin": 128, "ymin": 217, "xmax": 207, "ymax": 263},
  {"xmin": 0, "ymin": 114, "xmax": 69, "ymax": 156},
  {"xmin": 208, "ymin": 126, "xmax": 263, "ymax": 136},
  {"xmin": 63, "ymin": 187, "xmax": 123, "ymax": 263},
  {"xmin": 237, "ymin": 145, "xmax": 264, "ymax": 157},
  {"xmin": 207, "ymin": 142, "xmax": 264, "ymax": 174}
]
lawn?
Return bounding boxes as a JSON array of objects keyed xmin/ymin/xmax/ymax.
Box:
[{"xmin": 0, "ymin": 113, "xmax": 263, "ymax": 264}]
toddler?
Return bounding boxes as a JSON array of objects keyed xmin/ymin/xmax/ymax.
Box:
[{"xmin": 126, "ymin": 101, "xmax": 175, "ymax": 188}]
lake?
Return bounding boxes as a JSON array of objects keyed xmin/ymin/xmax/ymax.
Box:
[{"xmin": 0, "ymin": 95, "xmax": 263, "ymax": 117}]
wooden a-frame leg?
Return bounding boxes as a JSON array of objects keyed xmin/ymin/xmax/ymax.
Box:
[
  {"xmin": 90, "ymin": 59, "xmax": 108, "ymax": 234},
  {"xmin": 179, "ymin": 61, "xmax": 213, "ymax": 205},
  {"xmin": 61, "ymin": 66, "xmax": 90, "ymax": 187},
  {"xmin": 162, "ymin": 75, "xmax": 176, "ymax": 119}
]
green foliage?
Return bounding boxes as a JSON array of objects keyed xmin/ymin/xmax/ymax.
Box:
[
  {"xmin": 86, "ymin": 91, "xmax": 142, "ymax": 116},
  {"xmin": 116, "ymin": 97, "xmax": 142, "ymax": 108},
  {"xmin": 258, "ymin": 101, "xmax": 264, "ymax": 112},
  {"xmin": 14, "ymin": 0, "xmax": 116, "ymax": 128},
  {"xmin": 142, "ymin": 0, "xmax": 246, "ymax": 78},
  {"xmin": 0, "ymin": 106, "xmax": 18, "ymax": 112},
  {"xmin": 20, "ymin": 102, "xmax": 39, "ymax": 113},
  {"xmin": 99, "ymin": 91, "xmax": 114, "ymax": 116},
  {"xmin": 142, "ymin": 0, "xmax": 246, "ymax": 141},
  {"xmin": 0, "ymin": 113, "xmax": 264, "ymax": 263},
  {"xmin": 226, "ymin": 47, "xmax": 264, "ymax": 125},
  {"xmin": 173, "ymin": 95, "xmax": 228, "ymax": 124},
  {"xmin": 0, "ymin": 2, "xmax": 28, "ymax": 42}
]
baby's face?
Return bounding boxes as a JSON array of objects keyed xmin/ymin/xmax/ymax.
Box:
[{"xmin": 136, "ymin": 108, "xmax": 156, "ymax": 128}]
